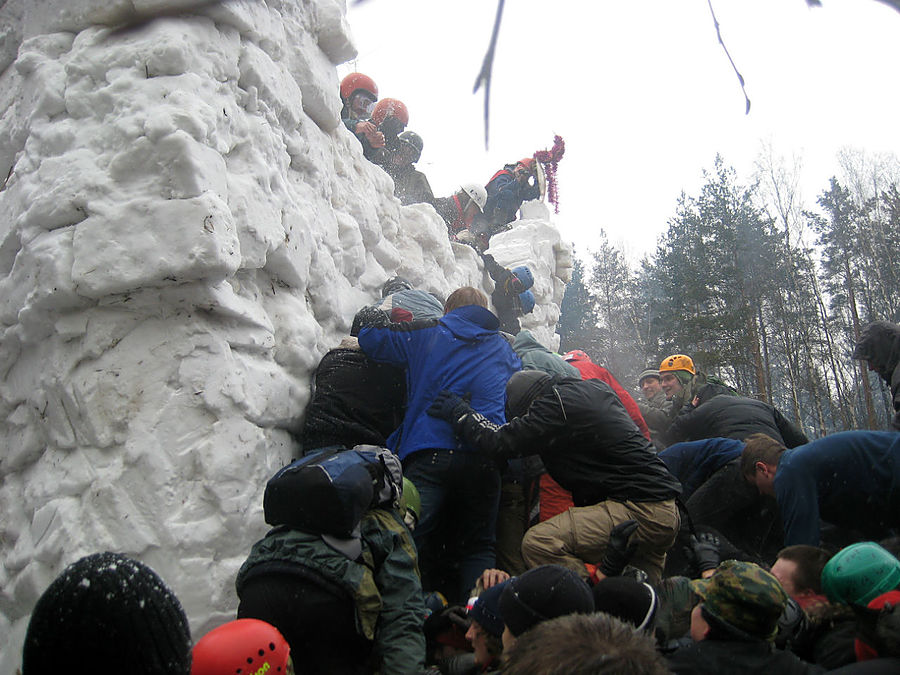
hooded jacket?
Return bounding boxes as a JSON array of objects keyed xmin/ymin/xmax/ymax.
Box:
[
  {"xmin": 359, "ymin": 305, "xmax": 520, "ymax": 460},
  {"xmin": 853, "ymin": 321, "xmax": 900, "ymax": 430},
  {"xmin": 451, "ymin": 376, "xmax": 681, "ymax": 506},
  {"xmin": 512, "ymin": 331, "xmax": 580, "ymax": 379}
]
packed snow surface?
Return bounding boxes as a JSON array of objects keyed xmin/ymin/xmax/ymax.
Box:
[{"xmin": 0, "ymin": 0, "xmax": 571, "ymax": 667}]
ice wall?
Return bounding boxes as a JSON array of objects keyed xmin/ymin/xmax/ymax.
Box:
[{"xmin": 0, "ymin": 0, "xmax": 571, "ymax": 667}]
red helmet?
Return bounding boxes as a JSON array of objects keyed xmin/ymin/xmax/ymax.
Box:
[
  {"xmin": 563, "ymin": 349, "xmax": 591, "ymax": 363},
  {"xmin": 340, "ymin": 72, "xmax": 378, "ymax": 101},
  {"xmin": 516, "ymin": 157, "xmax": 536, "ymax": 173},
  {"xmin": 372, "ymin": 98, "xmax": 409, "ymax": 127},
  {"xmin": 191, "ymin": 619, "xmax": 291, "ymax": 675}
]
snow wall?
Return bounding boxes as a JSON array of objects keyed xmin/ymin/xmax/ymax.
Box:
[{"xmin": 0, "ymin": 0, "xmax": 572, "ymax": 667}]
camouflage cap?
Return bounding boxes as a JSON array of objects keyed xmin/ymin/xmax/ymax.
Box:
[{"xmin": 690, "ymin": 560, "xmax": 788, "ymax": 640}]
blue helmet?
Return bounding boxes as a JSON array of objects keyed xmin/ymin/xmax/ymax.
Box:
[
  {"xmin": 512, "ymin": 265, "xmax": 534, "ymax": 290},
  {"xmin": 519, "ymin": 290, "xmax": 535, "ymax": 314}
]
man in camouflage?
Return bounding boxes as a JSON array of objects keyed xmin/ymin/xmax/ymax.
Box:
[{"xmin": 667, "ymin": 560, "xmax": 821, "ymax": 674}]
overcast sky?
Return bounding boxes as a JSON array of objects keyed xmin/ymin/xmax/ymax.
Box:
[{"xmin": 342, "ymin": 0, "xmax": 900, "ymax": 260}]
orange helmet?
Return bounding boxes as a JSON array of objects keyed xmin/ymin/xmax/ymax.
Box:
[
  {"xmin": 191, "ymin": 619, "xmax": 291, "ymax": 675},
  {"xmin": 372, "ymin": 98, "xmax": 409, "ymax": 127},
  {"xmin": 563, "ymin": 350, "xmax": 591, "ymax": 363},
  {"xmin": 340, "ymin": 72, "xmax": 378, "ymax": 101},
  {"xmin": 659, "ymin": 354, "xmax": 695, "ymax": 375}
]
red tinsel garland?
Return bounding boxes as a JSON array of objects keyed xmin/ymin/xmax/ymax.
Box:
[{"xmin": 533, "ymin": 134, "xmax": 565, "ymax": 213}]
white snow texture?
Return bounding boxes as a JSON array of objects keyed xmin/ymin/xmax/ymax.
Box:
[{"xmin": 0, "ymin": 0, "xmax": 572, "ymax": 667}]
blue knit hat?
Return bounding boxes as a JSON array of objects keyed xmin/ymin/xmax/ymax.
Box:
[{"xmin": 469, "ymin": 580, "xmax": 509, "ymax": 638}]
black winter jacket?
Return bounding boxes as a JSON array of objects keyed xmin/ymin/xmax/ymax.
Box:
[
  {"xmin": 300, "ymin": 339, "xmax": 405, "ymax": 453},
  {"xmin": 451, "ymin": 377, "xmax": 681, "ymax": 506},
  {"xmin": 667, "ymin": 639, "xmax": 824, "ymax": 674},
  {"xmin": 666, "ymin": 395, "xmax": 809, "ymax": 447}
]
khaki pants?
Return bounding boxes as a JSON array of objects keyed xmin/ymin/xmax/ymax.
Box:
[{"xmin": 521, "ymin": 498, "xmax": 679, "ymax": 585}]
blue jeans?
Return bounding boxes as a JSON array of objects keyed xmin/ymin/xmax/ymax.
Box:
[{"xmin": 403, "ymin": 449, "xmax": 501, "ymax": 603}]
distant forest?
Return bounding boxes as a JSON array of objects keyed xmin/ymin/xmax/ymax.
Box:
[{"xmin": 557, "ymin": 149, "xmax": 900, "ymax": 438}]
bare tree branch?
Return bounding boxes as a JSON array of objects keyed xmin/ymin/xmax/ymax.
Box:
[
  {"xmin": 473, "ymin": 0, "xmax": 505, "ymax": 150},
  {"xmin": 707, "ymin": 0, "xmax": 751, "ymax": 114}
]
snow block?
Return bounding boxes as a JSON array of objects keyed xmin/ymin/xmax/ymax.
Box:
[
  {"xmin": 71, "ymin": 191, "xmax": 240, "ymax": 298},
  {"xmin": 312, "ymin": 0, "xmax": 357, "ymax": 65},
  {"xmin": 282, "ymin": 31, "xmax": 341, "ymax": 132},
  {"xmin": 109, "ymin": 130, "xmax": 227, "ymax": 200}
]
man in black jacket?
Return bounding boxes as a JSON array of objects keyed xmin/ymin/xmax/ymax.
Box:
[
  {"xmin": 428, "ymin": 370, "xmax": 681, "ymax": 584},
  {"xmin": 666, "ymin": 388, "xmax": 809, "ymax": 448}
]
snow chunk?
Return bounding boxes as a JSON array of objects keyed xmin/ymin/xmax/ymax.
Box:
[{"xmin": 72, "ymin": 192, "xmax": 240, "ymax": 298}]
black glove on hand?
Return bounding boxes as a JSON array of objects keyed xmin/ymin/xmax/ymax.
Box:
[
  {"xmin": 690, "ymin": 532, "xmax": 721, "ymax": 573},
  {"xmin": 427, "ymin": 390, "xmax": 472, "ymax": 423},
  {"xmin": 598, "ymin": 519, "xmax": 640, "ymax": 578},
  {"xmin": 423, "ymin": 605, "xmax": 470, "ymax": 642}
]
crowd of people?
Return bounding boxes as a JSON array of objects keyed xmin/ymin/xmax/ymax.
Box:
[
  {"xmin": 340, "ymin": 72, "xmax": 549, "ymax": 254},
  {"xmin": 18, "ymin": 278, "xmax": 900, "ymax": 674}
]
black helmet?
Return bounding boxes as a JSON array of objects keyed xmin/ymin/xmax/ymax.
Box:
[
  {"xmin": 382, "ymin": 276, "xmax": 413, "ymax": 297},
  {"xmin": 397, "ymin": 130, "xmax": 424, "ymax": 163},
  {"xmin": 506, "ymin": 370, "xmax": 552, "ymax": 419}
]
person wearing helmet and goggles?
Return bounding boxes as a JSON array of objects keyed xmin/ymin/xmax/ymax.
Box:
[
  {"xmin": 382, "ymin": 129, "xmax": 434, "ymax": 206},
  {"xmin": 339, "ymin": 72, "xmax": 385, "ymax": 155},
  {"xmin": 434, "ymin": 183, "xmax": 487, "ymax": 238}
]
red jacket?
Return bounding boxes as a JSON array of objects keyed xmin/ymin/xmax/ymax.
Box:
[{"xmin": 565, "ymin": 357, "xmax": 651, "ymax": 440}]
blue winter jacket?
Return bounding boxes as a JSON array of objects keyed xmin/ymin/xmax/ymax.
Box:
[
  {"xmin": 660, "ymin": 437, "xmax": 745, "ymax": 500},
  {"xmin": 484, "ymin": 168, "xmax": 541, "ymax": 226},
  {"xmin": 775, "ymin": 430, "xmax": 900, "ymax": 546},
  {"xmin": 359, "ymin": 304, "xmax": 521, "ymax": 460}
]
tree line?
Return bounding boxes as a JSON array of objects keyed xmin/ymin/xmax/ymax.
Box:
[{"xmin": 558, "ymin": 150, "xmax": 900, "ymax": 438}]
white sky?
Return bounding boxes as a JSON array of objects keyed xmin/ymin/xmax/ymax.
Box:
[{"xmin": 342, "ymin": 0, "xmax": 900, "ymax": 260}]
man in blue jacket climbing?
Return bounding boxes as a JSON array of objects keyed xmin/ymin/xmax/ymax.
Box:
[
  {"xmin": 742, "ymin": 430, "xmax": 900, "ymax": 547},
  {"xmin": 358, "ymin": 286, "xmax": 521, "ymax": 601}
]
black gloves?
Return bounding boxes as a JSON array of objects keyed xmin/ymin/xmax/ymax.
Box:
[
  {"xmin": 690, "ymin": 532, "xmax": 721, "ymax": 573},
  {"xmin": 599, "ymin": 519, "xmax": 640, "ymax": 578},
  {"xmin": 427, "ymin": 390, "xmax": 472, "ymax": 423},
  {"xmin": 423, "ymin": 605, "xmax": 470, "ymax": 642},
  {"xmin": 350, "ymin": 304, "xmax": 388, "ymax": 336}
]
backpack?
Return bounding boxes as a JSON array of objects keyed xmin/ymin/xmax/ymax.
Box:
[{"xmin": 263, "ymin": 445, "xmax": 402, "ymax": 538}]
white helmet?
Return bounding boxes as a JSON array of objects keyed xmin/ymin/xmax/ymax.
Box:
[{"xmin": 460, "ymin": 183, "xmax": 487, "ymax": 212}]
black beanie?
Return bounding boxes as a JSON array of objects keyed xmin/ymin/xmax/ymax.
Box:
[
  {"xmin": 499, "ymin": 565, "xmax": 595, "ymax": 637},
  {"xmin": 22, "ymin": 552, "xmax": 191, "ymax": 675},
  {"xmin": 505, "ymin": 370, "xmax": 552, "ymax": 419},
  {"xmin": 591, "ymin": 577, "xmax": 659, "ymax": 632}
]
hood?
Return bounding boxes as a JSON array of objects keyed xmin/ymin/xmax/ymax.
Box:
[
  {"xmin": 854, "ymin": 321, "xmax": 900, "ymax": 383},
  {"xmin": 440, "ymin": 305, "xmax": 500, "ymax": 341},
  {"xmin": 513, "ymin": 329, "xmax": 544, "ymax": 353}
]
